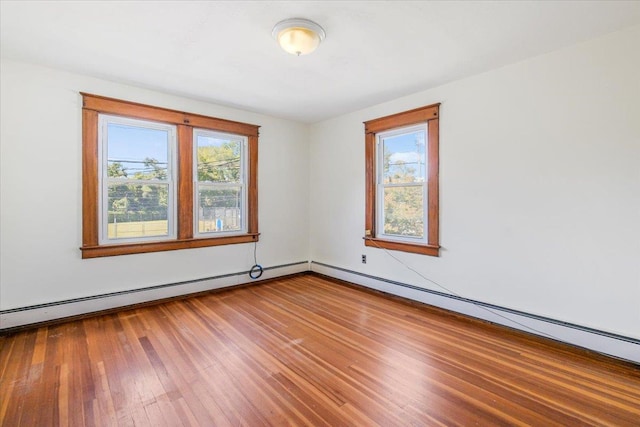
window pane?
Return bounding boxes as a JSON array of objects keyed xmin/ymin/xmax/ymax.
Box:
[
  {"xmin": 198, "ymin": 186, "xmax": 242, "ymax": 233},
  {"xmin": 383, "ymin": 186, "xmax": 424, "ymax": 238},
  {"xmin": 382, "ymin": 130, "xmax": 426, "ymax": 184},
  {"xmin": 107, "ymin": 183, "xmax": 169, "ymax": 239},
  {"xmin": 196, "ymin": 134, "xmax": 241, "ymax": 183},
  {"xmin": 107, "ymin": 123, "xmax": 169, "ymax": 180}
]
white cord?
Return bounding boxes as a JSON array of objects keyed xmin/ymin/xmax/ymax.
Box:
[{"xmin": 367, "ymin": 238, "xmax": 560, "ymax": 341}]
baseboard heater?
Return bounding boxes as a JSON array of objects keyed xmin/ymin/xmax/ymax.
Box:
[
  {"xmin": 310, "ymin": 261, "xmax": 640, "ymax": 365},
  {"xmin": 0, "ymin": 261, "xmax": 309, "ymax": 333}
]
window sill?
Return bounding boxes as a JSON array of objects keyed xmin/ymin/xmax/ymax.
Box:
[
  {"xmin": 364, "ymin": 237, "xmax": 440, "ymax": 257},
  {"xmin": 81, "ymin": 233, "xmax": 259, "ymax": 259}
]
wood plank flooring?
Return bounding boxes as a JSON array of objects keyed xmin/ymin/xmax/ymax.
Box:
[{"xmin": 1, "ymin": 273, "xmax": 639, "ymax": 426}]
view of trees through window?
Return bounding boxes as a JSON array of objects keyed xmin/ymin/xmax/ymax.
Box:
[
  {"xmin": 195, "ymin": 132, "xmax": 244, "ymax": 234},
  {"xmin": 380, "ymin": 128, "xmax": 427, "ymax": 239},
  {"xmin": 105, "ymin": 122, "xmax": 172, "ymax": 240},
  {"xmin": 107, "ymin": 158, "xmax": 170, "ymax": 238}
]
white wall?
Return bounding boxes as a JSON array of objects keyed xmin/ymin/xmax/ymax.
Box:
[
  {"xmin": 309, "ymin": 25, "xmax": 640, "ymax": 340},
  {"xmin": 0, "ymin": 60, "xmax": 309, "ymax": 311}
]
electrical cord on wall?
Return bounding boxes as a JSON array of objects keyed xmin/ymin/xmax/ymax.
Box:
[
  {"xmin": 249, "ymin": 240, "xmax": 263, "ymax": 279},
  {"xmin": 365, "ymin": 237, "xmax": 561, "ymax": 342}
]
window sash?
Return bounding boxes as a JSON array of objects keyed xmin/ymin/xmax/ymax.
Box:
[
  {"xmin": 193, "ymin": 129, "xmax": 247, "ymax": 237},
  {"xmin": 375, "ymin": 125, "xmax": 428, "ymax": 244},
  {"xmin": 98, "ymin": 114, "xmax": 177, "ymax": 245},
  {"xmin": 378, "ymin": 184, "xmax": 427, "ymax": 240}
]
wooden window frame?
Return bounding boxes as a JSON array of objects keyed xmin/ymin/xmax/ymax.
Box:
[
  {"xmin": 364, "ymin": 103, "xmax": 440, "ymax": 256},
  {"xmin": 81, "ymin": 93, "xmax": 259, "ymax": 259}
]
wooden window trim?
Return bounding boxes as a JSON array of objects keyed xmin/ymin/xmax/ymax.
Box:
[
  {"xmin": 80, "ymin": 93, "xmax": 259, "ymax": 259},
  {"xmin": 364, "ymin": 103, "xmax": 440, "ymax": 256}
]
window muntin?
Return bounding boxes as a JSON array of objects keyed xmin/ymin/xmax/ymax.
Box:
[
  {"xmin": 99, "ymin": 115, "xmax": 177, "ymax": 244},
  {"xmin": 377, "ymin": 124, "xmax": 427, "ymax": 243},
  {"xmin": 194, "ymin": 129, "xmax": 247, "ymax": 237}
]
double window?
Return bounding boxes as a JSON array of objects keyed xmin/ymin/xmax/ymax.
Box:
[
  {"xmin": 82, "ymin": 94, "xmax": 259, "ymax": 258},
  {"xmin": 364, "ymin": 104, "xmax": 440, "ymax": 256}
]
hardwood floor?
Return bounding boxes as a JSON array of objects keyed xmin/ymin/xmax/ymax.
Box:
[{"xmin": 1, "ymin": 273, "xmax": 639, "ymax": 426}]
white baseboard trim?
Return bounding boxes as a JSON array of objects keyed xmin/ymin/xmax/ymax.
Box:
[
  {"xmin": 0, "ymin": 261, "xmax": 309, "ymax": 331},
  {"xmin": 310, "ymin": 261, "xmax": 640, "ymax": 365}
]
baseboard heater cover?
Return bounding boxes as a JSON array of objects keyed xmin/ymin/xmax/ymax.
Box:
[
  {"xmin": 0, "ymin": 261, "xmax": 309, "ymax": 331},
  {"xmin": 310, "ymin": 261, "xmax": 640, "ymax": 365}
]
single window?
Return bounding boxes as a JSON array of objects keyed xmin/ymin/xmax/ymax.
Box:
[
  {"xmin": 364, "ymin": 104, "xmax": 440, "ymax": 256},
  {"xmin": 81, "ymin": 93, "xmax": 260, "ymax": 258}
]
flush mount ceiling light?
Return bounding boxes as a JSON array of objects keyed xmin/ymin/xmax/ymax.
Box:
[{"xmin": 272, "ymin": 18, "xmax": 326, "ymax": 56}]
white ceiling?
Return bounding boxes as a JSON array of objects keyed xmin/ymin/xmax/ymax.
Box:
[{"xmin": 2, "ymin": 1, "xmax": 640, "ymax": 123}]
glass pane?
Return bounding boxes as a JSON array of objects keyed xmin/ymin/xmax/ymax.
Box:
[
  {"xmin": 198, "ymin": 186, "xmax": 242, "ymax": 233},
  {"xmin": 107, "ymin": 123, "xmax": 169, "ymax": 180},
  {"xmin": 383, "ymin": 186, "xmax": 424, "ymax": 238},
  {"xmin": 196, "ymin": 134, "xmax": 241, "ymax": 183},
  {"xmin": 107, "ymin": 183, "xmax": 169, "ymax": 239},
  {"xmin": 382, "ymin": 130, "xmax": 426, "ymax": 184}
]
